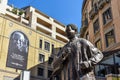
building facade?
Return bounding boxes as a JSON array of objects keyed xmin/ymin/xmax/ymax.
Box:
[
  {"xmin": 0, "ymin": 0, "xmax": 68, "ymax": 80},
  {"xmin": 81, "ymin": 0, "xmax": 120, "ymax": 80}
]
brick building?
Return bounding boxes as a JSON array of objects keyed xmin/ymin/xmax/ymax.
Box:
[{"xmin": 80, "ymin": 0, "xmax": 120, "ymax": 79}]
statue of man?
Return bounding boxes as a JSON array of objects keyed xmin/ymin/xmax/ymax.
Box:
[{"xmin": 52, "ymin": 24, "xmax": 103, "ymax": 80}]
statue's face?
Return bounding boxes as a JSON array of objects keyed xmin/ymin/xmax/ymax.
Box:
[{"xmin": 66, "ymin": 26, "xmax": 76, "ymax": 39}]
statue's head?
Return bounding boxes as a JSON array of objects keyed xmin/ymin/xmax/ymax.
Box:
[{"xmin": 66, "ymin": 24, "xmax": 78, "ymax": 39}]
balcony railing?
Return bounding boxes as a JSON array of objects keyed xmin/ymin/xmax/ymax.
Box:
[
  {"xmin": 56, "ymin": 32, "xmax": 68, "ymax": 41},
  {"xmin": 89, "ymin": 7, "xmax": 98, "ymax": 20},
  {"xmin": 36, "ymin": 23, "xmax": 52, "ymax": 34},
  {"xmin": 98, "ymin": 0, "xmax": 111, "ymax": 9}
]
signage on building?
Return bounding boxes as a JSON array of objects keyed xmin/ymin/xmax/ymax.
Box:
[{"xmin": 6, "ymin": 31, "xmax": 29, "ymax": 70}]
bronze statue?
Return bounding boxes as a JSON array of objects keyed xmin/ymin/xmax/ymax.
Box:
[{"xmin": 51, "ymin": 24, "xmax": 103, "ymax": 80}]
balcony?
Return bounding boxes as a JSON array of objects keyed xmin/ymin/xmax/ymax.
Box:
[
  {"xmin": 36, "ymin": 23, "xmax": 52, "ymax": 36},
  {"xmin": 98, "ymin": 0, "xmax": 111, "ymax": 9},
  {"xmin": 89, "ymin": 7, "xmax": 98, "ymax": 20},
  {"xmin": 56, "ymin": 33, "xmax": 68, "ymax": 43},
  {"xmin": 6, "ymin": 11, "xmax": 19, "ymax": 19}
]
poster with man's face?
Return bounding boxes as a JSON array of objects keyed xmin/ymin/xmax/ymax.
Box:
[{"xmin": 6, "ymin": 31, "xmax": 29, "ymax": 70}]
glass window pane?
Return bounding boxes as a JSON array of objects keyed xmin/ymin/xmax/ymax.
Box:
[
  {"xmin": 48, "ymin": 70, "xmax": 53, "ymax": 78},
  {"xmin": 101, "ymin": 55, "xmax": 114, "ymax": 65},
  {"xmin": 48, "ymin": 57, "xmax": 53, "ymax": 64},
  {"xmin": 38, "ymin": 68, "xmax": 44, "ymax": 76},
  {"xmin": 93, "ymin": 19, "xmax": 99, "ymax": 33},
  {"xmin": 103, "ymin": 8, "xmax": 112, "ymax": 25},
  {"xmin": 39, "ymin": 39, "xmax": 42, "ymax": 48},
  {"xmin": 95, "ymin": 39, "xmax": 102, "ymax": 50},
  {"xmin": 44, "ymin": 41, "xmax": 50, "ymax": 51},
  {"xmin": 115, "ymin": 51, "xmax": 120, "ymax": 65},
  {"xmin": 105, "ymin": 30, "xmax": 115, "ymax": 47},
  {"xmin": 39, "ymin": 54, "xmax": 45, "ymax": 62},
  {"xmin": 52, "ymin": 44, "xmax": 55, "ymax": 54}
]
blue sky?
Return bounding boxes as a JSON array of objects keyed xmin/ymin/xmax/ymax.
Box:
[{"xmin": 8, "ymin": 0, "xmax": 83, "ymax": 32}]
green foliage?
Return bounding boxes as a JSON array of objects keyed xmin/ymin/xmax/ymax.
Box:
[
  {"xmin": 19, "ymin": 10, "xmax": 24, "ymax": 16},
  {"xmin": 12, "ymin": 8, "xmax": 17, "ymax": 14},
  {"xmin": 6, "ymin": 8, "xmax": 10, "ymax": 12}
]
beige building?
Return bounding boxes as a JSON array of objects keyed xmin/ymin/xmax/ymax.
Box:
[
  {"xmin": 0, "ymin": 0, "xmax": 68, "ymax": 80},
  {"xmin": 81, "ymin": 0, "xmax": 120, "ymax": 80}
]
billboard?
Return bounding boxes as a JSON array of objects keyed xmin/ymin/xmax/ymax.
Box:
[{"xmin": 6, "ymin": 31, "xmax": 29, "ymax": 70}]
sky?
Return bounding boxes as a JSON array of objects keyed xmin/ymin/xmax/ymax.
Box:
[{"xmin": 8, "ymin": 0, "xmax": 83, "ymax": 32}]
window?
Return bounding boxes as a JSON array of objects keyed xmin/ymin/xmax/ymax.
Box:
[
  {"xmin": 94, "ymin": 50, "xmax": 120, "ymax": 77},
  {"xmin": 57, "ymin": 47, "xmax": 62, "ymax": 56},
  {"xmin": 48, "ymin": 57, "xmax": 53, "ymax": 64},
  {"xmin": 39, "ymin": 54, "xmax": 45, "ymax": 62},
  {"xmin": 93, "ymin": 19, "xmax": 100, "ymax": 34},
  {"xmin": 59, "ymin": 47, "xmax": 62, "ymax": 50},
  {"xmin": 51, "ymin": 44, "xmax": 55, "ymax": 54},
  {"xmin": 91, "ymin": 0, "xmax": 98, "ymax": 11},
  {"xmin": 91, "ymin": 0, "xmax": 98, "ymax": 7},
  {"xmin": 54, "ymin": 75, "xmax": 61, "ymax": 80},
  {"xmin": 86, "ymin": 32, "xmax": 89, "ymax": 40},
  {"xmin": 105, "ymin": 29, "xmax": 115, "ymax": 47},
  {"xmin": 95, "ymin": 39, "xmax": 102, "ymax": 50},
  {"xmin": 38, "ymin": 68, "xmax": 44, "ymax": 76},
  {"xmin": 89, "ymin": 1, "xmax": 98, "ymax": 20},
  {"xmin": 83, "ymin": 18, "xmax": 88, "ymax": 27},
  {"xmin": 115, "ymin": 51, "xmax": 120, "ymax": 66},
  {"xmin": 48, "ymin": 70, "xmax": 53, "ymax": 78},
  {"xmin": 44, "ymin": 41, "xmax": 50, "ymax": 51},
  {"xmin": 103, "ymin": 8, "xmax": 112, "ymax": 25},
  {"xmin": 39, "ymin": 39, "xmax": 42, "ymax": 48}
]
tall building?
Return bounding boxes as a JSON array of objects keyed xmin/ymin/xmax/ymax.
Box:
[
  {"xmin": 0, "ymin": 0, "xmax": 68, "ymax": 80},
  {"xmin": 81, "ymin": 0, "xmax": 120, "ymax": 79}
]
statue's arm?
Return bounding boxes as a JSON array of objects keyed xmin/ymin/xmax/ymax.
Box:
[
  {"xmin": 80, "ymin": 39, "xmax": 103, "ymax": 69},
  {"xmin": 52, "ymin": 46, "xmax": 70, "ymax": 75}
]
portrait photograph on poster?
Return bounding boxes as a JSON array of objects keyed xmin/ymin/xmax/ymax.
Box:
[{"xmin": 6, "ymin": 31, "xmax": 29, "ymax": 70}]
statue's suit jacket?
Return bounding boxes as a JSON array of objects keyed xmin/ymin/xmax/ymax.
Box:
[{"xmin": 53, "ymin": 38, "xmax": 103, "ymax": 80}]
